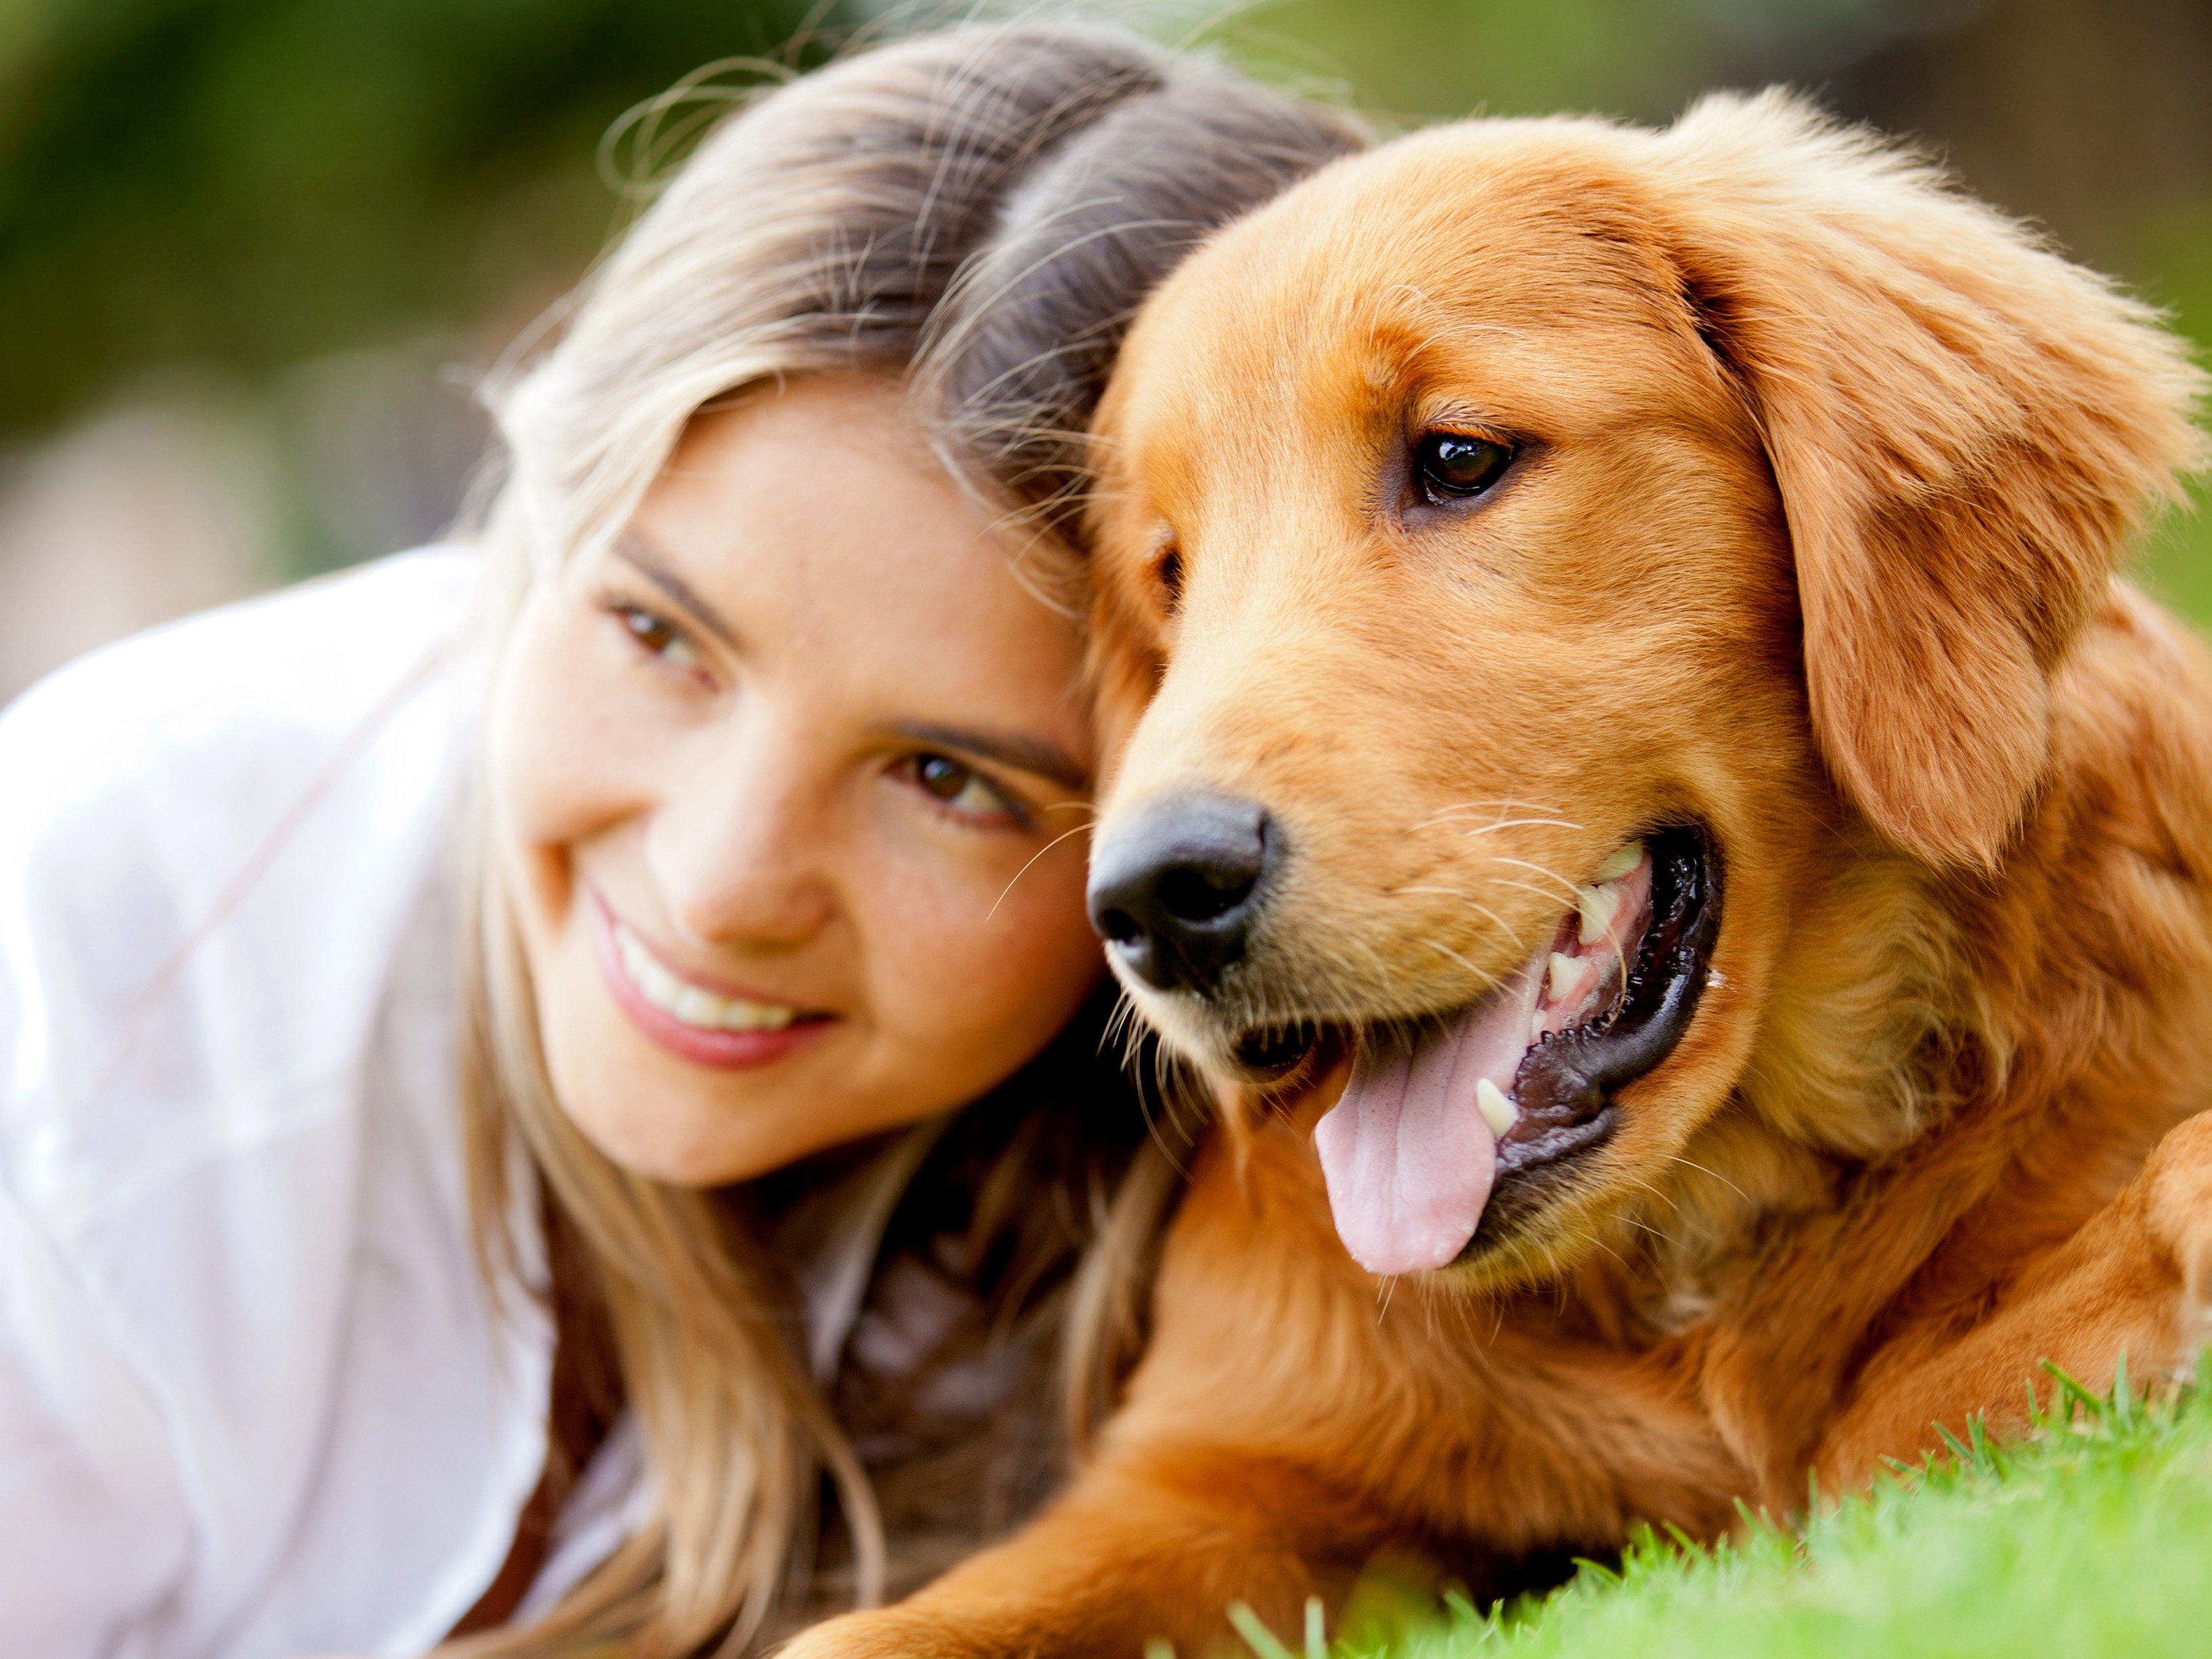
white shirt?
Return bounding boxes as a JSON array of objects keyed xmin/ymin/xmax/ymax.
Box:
[{"xmin": 0, "ymin": 550, "xmax": 635, "ymax": 1658}]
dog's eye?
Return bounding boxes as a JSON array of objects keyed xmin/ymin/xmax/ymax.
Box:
[
  {"xmin": 1156, "ymin": 547, "xmax": 1184, "ymax": 613},
  {"xmin": 1413, "ymin": 432, "xmax": 1514, "ymax": 504}
]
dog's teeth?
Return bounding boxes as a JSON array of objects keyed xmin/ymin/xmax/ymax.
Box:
[
  {"xmin": 1577, "ymin": 883, "xmax": 1623, "ymax": 946},
  {"xmin": 1476, "ymin": 1077, "xmax": 1519, "ymax": 1138},
  {"xmin": 1547, "ymin": 952, "xmax": 1579, "ymax": 1001},
  {"xmin": 1593, "ymin": 841, "xmax": 1645, "ymax": 883}
]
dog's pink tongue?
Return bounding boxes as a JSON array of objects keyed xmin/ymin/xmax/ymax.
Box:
[{"xmin": 1313, "ymin": 951, "xmax": 1547, "ymax": 1275}]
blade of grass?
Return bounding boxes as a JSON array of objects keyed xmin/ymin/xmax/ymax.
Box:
[{"xmin": 1229, "ymin": 1602, "xmax": 1300, "ymax": 1659}]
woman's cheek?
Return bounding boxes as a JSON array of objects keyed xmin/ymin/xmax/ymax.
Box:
[
  {"xmin": 489, "ymin": 593, "xmax": 655, "ymax": 853},
  {"xmin": 873, "ymin": 835, "xmax": 1103, "ymax": 1090}
]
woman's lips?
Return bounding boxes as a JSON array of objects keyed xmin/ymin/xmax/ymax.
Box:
[{"xmin": 588, "ymin": 895, "xmax": 833, "ymax": 1071}]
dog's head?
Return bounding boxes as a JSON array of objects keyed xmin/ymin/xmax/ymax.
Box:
[{"xmin": 1084, "ymin": 92, "xmax": 2203, "ymax": 1286}]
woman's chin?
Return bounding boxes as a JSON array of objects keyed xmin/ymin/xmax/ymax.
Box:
[
  {"xmin": 556, "ymin": 1074, "xmax": 790, "ymax": 1187},
  {"xmin": 535, "ymin": 1002, "xmax": 807, "ymax": 1185}
]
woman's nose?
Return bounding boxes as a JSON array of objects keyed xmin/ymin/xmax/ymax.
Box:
[{"xmin": 644, "ymin": 753, "xmax": 839, "ymax": 950}]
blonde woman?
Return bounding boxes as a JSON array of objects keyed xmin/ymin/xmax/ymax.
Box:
[{"xmin": 0, "ymin": 24, "xmax": 1361, "ymax": 1659}]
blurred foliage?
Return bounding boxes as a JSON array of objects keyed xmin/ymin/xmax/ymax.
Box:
[
  {"xmin": 1211, "ymin": 0, "xmax": 1965, "ymax": 126},
  {"xmin": 0, "ymin": 0, "xmax": 843, "ymax": 437},
  {"xmin": 2130, "ymin": 205, "xmax": 2212, "ymax": 621},
  {"xmin": 0, "ymin": 0, "xmax": 2207, "ymax": 614}
]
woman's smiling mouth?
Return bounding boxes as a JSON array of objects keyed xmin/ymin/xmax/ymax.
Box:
[{"xmin": 589, "ymin": 893, "xmax": 835, "ymax": 1069}]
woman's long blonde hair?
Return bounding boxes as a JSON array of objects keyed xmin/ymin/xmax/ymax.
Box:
[{"xmin": 449, "ymin": 22, "xmax": 1361, "ymax": 1657}]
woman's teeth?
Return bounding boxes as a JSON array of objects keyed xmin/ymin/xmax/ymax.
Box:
[{"xmin": 613, "ymin": 923, "xmax": 799, "ymax": 1032}]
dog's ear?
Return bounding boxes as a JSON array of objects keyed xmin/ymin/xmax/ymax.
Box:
[{"xmin": 1653, "ymin": 91, "xmax": 2205, "ymax": 870}]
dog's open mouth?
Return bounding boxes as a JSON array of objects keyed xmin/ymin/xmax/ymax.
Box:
[{"xmin": 1288, "ymin": 825, "xmax": 1721, "ymax": 1275}]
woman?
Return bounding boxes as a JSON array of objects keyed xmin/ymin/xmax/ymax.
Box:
[{"xmin": 0, "ymin": 24, "xmax": 1361, "ymax": 1659}]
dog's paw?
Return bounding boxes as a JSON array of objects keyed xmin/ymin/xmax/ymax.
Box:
[{"xmin": 2142, "ymin": 1110, "xmax": 2212, "ymax": 1369}]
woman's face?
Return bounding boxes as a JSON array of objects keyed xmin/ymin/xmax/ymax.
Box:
[{"xmin": 489, "ymin": 376, "xmax": 1105, "ymax": 1185}]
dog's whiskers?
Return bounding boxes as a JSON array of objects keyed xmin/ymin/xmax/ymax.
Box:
[
  {"xmin": 985, "ymin": 822, "xmax": 1092, "ymax": 921},
  {"xmin": 1483, "ymin": 876, "xmax": 1575, "ymax": 912},
  {"xmin": 1394, "ymin": 884, "xmax": 1527, "ymax": 954},
  {"xmin": 1586, "ymin": 1232, "xmax": 1637, "ymax": 1279},
  {"xmin": 1482, "ymin": 856, "xmax": 1584, "ymax": 903},
  {"xmin": 1416, "ymin": 937, "xmax": 1497, "ymax": 986},
  {"xmin": 1410, "ymin": 797, "xmax": 1571, "ymax": 831},
  {"xmin": 1458, "ymin": 817, "xmax": 1584, "ymax": 839},
  {"xmin": 1661, "ymin": 1152, "xmax": 1752, "ymax": 1205}
]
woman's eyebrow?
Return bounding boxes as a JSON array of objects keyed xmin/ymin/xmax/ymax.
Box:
[
  {"xmin": 614, "ymin": 534, "xmax": 743, "ymax": 651},
  {"xmin": 890, "ymin": 721, "xmax": 1090, "ymax": 791}
]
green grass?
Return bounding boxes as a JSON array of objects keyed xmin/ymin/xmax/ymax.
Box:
[{"xmin": 1231, "ymin": 1359, "xmax": 2212, "ymax": 1659}]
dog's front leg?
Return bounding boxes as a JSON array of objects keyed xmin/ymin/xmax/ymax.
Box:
[
  {"xmin": 778, "ymin": 1447, "xmax": 1369, "ymax": 1659},
  {"xmin": 1810, "ymin": 1110, "xmax": 2212, "ymax": 1488}
]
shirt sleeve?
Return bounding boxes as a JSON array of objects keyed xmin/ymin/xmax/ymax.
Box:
[
  {"xmin": 0, "ymin": 1170, "xmax": 193, "ymax": 1659},
  {"xmin": 0, "ymin": 549, "xmax": 500, "ymax": 1657},
  {"xmin": 0, "ymin": 652, "xmax": 198, "ymax": 1656}
]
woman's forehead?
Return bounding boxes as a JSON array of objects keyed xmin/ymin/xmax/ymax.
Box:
[{"xmin": 631, "ymin": 378, "xmax": 1092, "ymax": 727}]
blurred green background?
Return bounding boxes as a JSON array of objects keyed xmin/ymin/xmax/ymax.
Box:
[{"xmin": 1, "ymin": 0, "xmax": 2207, "ymax": 697}]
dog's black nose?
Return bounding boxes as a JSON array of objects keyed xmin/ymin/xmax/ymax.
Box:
[{"xmin": 1088, "ymin": 793, "xmax": 1275, "ymax": 993}]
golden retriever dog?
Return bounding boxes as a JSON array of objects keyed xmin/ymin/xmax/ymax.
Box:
[{"xmin": 784, "ymin": 91, "xmax": 2212, "ymax": 1658}]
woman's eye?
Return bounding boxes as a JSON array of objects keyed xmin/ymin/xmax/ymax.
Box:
[
  {"xmin": 1413, "ymin": 431, "xmax": 1515, "ymax": 505},
  {"xmin": 616, "ymin": 604, "xmax": 702, "ymax": 671},
  {"xmin": 907, "ymin": 753, "xmax": 1015, "ymax": 820}
]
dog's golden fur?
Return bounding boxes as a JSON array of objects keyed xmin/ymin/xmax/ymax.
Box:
[{"xmin": 784, "ymin": 91, "xmax": 2212, "ymax": 1657}]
